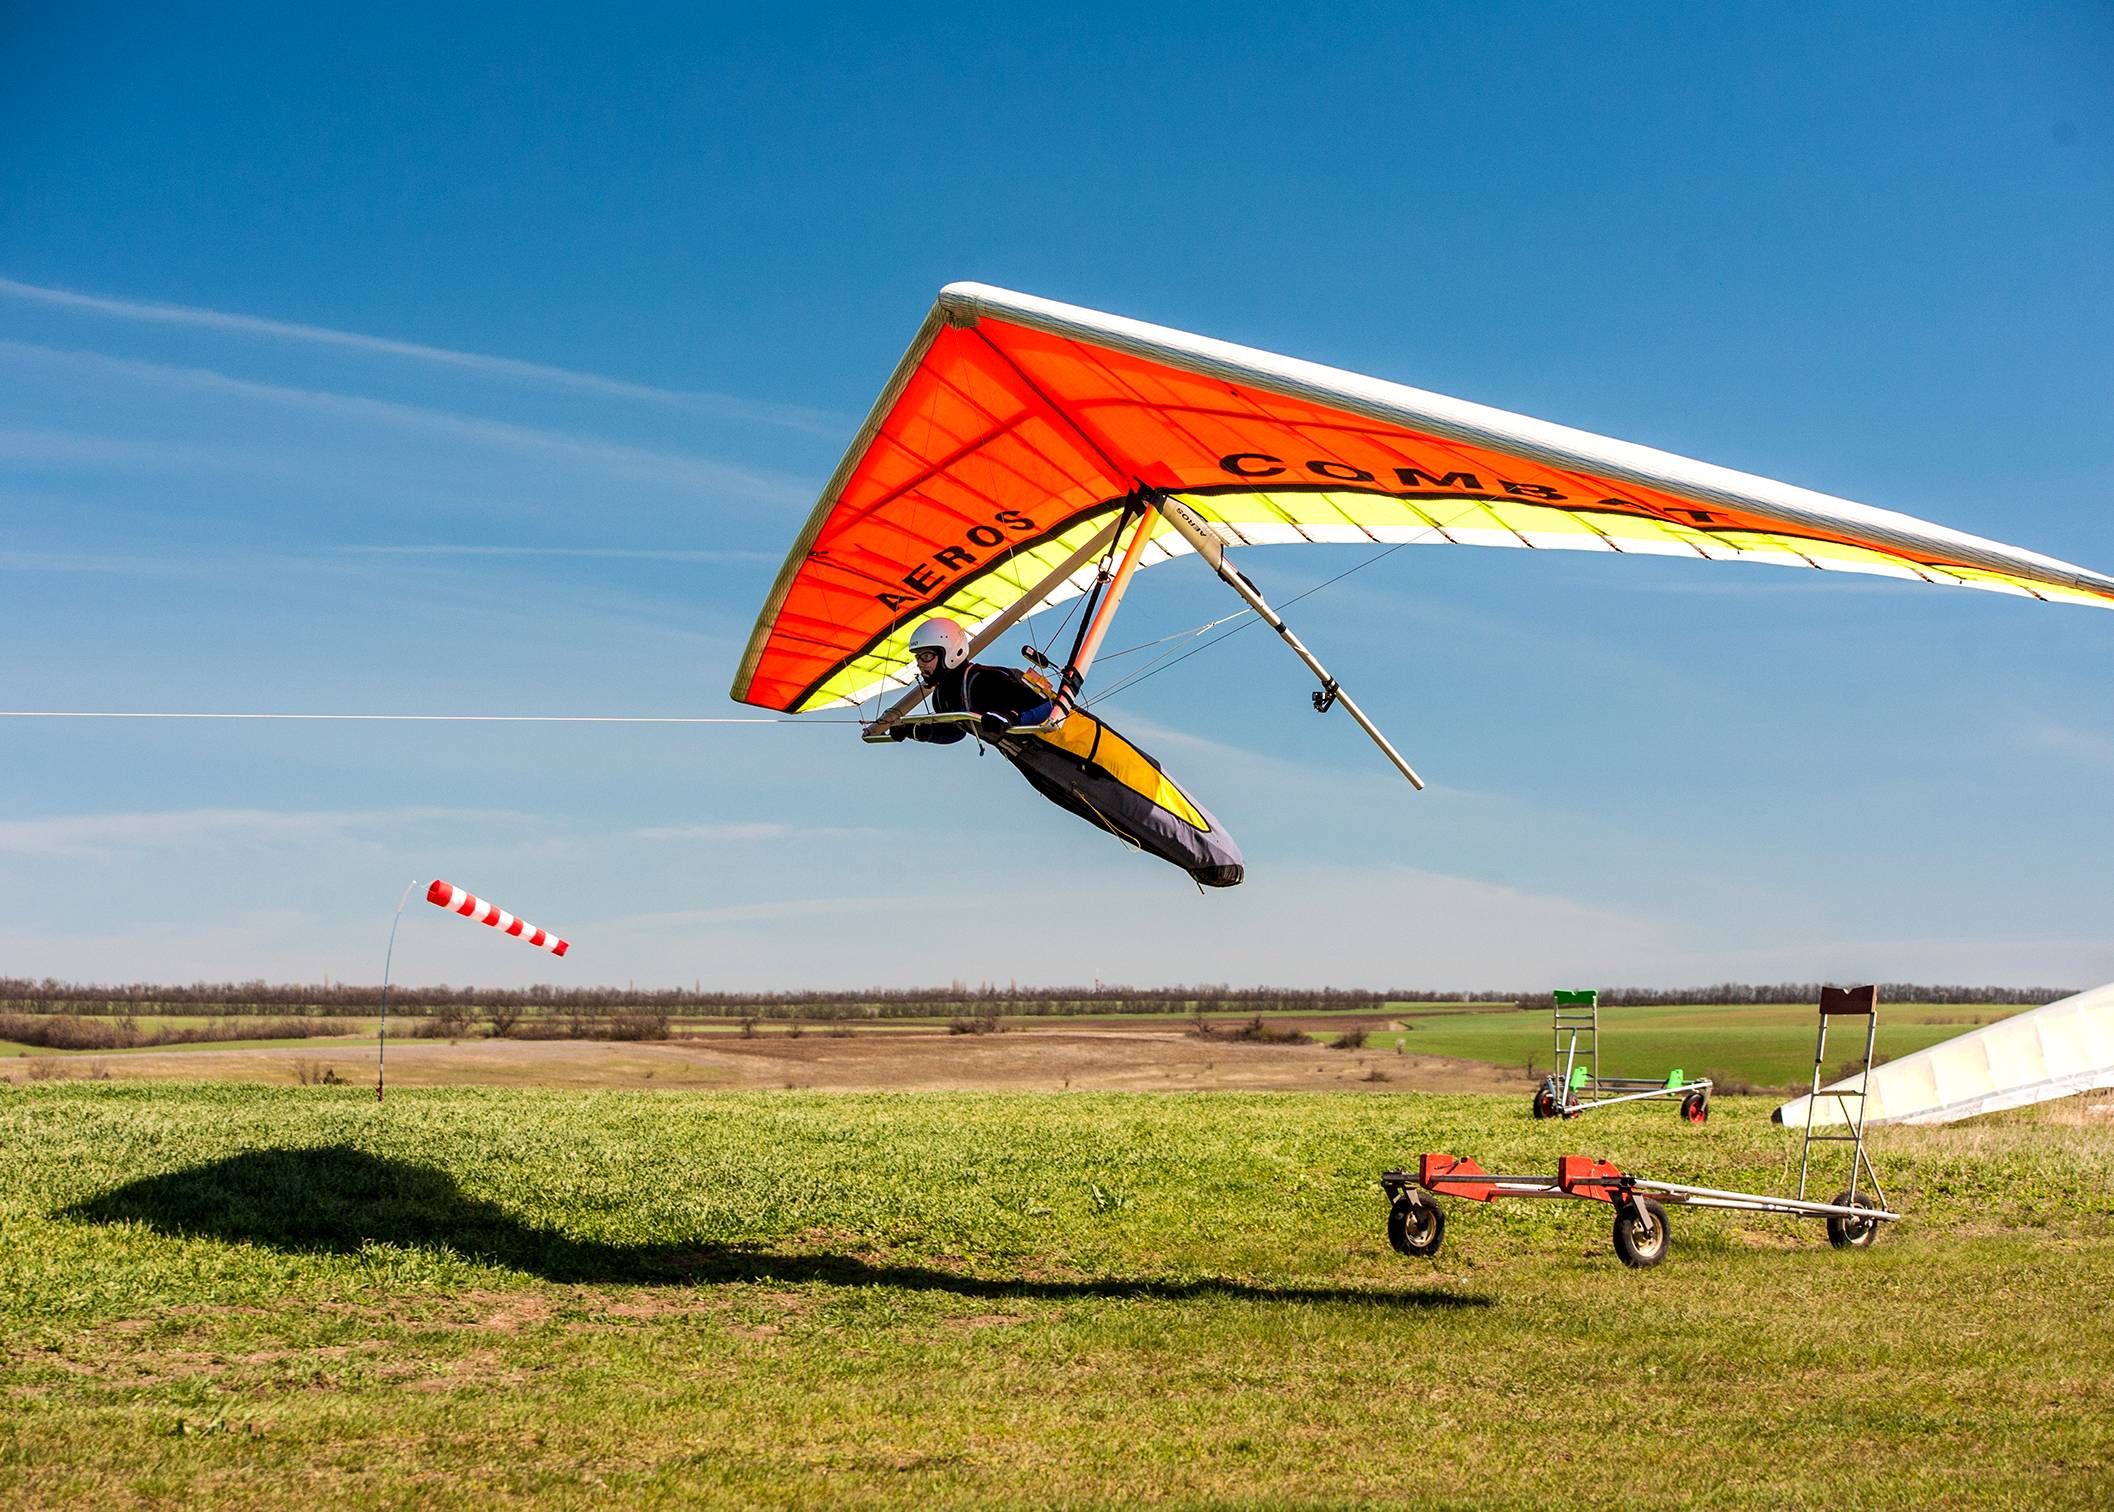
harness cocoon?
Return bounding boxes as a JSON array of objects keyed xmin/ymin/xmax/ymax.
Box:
[{"xmin": 999, "ymin": 710, "xmax": 1243, "ymax": 887}]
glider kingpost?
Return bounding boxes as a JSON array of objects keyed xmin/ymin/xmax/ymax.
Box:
[{"xmin": 732, "ymin": 284, "xmax": 2114, "ymax": 880}]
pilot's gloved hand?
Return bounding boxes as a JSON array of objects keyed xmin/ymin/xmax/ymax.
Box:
[
  {"xmin": 978, "ymin": 712, "xmax": 1012, "ymax": 738},
  {"xmin": 887, "ymin": 724, "xmax": 911, "ymax": 742}
]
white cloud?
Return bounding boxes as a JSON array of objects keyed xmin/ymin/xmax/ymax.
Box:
[
  {"xmin": 632, "ymin": 821, "xmax": 790, "ymax": 842},
  {"xmin": 0, "ymin": 910, "xmax": 349, "ymax": 986},
  {"xmin": 629, "ymin": 820, "xmax": 894, "ymax": 843},
  {"xmin": 1653, "ymin": 931, "xmax": 2114, "ymax": 994},
  {"xmin": 532, "ymin": 862, "xmax": 1677, "ymax": 991},
  {"xmin": 2010, "ymin": 714, "xmax": 2114, "ymax": 770},
  {"xmin": 0, "ymin": 276, "xmax": 841, "ymax": 433},
  {"xmin": 615, "ymin": 894, "xmax": 907, "ymax": 928},
  {"xmin": 335, "ymin": 545, "xmax": 776, "ymax": 563},
  {"xmin": 0, "ymin": 423, "xmax": 279, "ymax": 477},
  {"xmin": 0, "ymin": 806, "xmax": 535, "ymax": 860},
  {"xmin": 0, "ymin": 845, "xmax": 2104, "ymax": 991},
  {"xmin": 0, "ymin": 341, "xmax": 813, "ymax": 505},
  {"xmin": 0, "ymin": 550, "xmax": 212, "ymax": 576}
]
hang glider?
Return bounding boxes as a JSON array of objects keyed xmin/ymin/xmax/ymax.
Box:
[
  {"xmin": 730, "ymin": 284, "xmax": 2114, "ymax": 875},
  {"xmin": 732, "ymin": 282, "xmax": 2114, "ymax": 719},
  {"xmin": 1774, "ymin": 982, "xmax": 2114, "ymax": 1126}
]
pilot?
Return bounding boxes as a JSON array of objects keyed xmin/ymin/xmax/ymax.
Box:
[{"xmin": 889, "ymin": 618, "xmax": 1055, "ymax": 742}]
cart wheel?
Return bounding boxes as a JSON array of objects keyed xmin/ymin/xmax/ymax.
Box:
[
  {"xmin": 1532, "ymin": 1077, "xmax": 1561, "ymax": 1120},
  {"xmin": 1825, "ymin": 1189, "xmax": 1881, "ymax": 1250},
  {"xmin": 1680, "ymin": 1090, "xmax": 1709, "ymax": 1124},
  {"xmin": 1610, "ymin": 1197, "xmax": 1671, "ymax": 1268},
  {"xmin": 1386, "ymin": 1191, "xmax": 1445, "ymax": 1258}
]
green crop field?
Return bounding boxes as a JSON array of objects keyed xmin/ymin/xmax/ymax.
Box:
[
  {"xmin": 1371, "ymin": 1002, "xmax": 2032, "ymax": 1089},
  {"xmin": 1, "ymin": 1084, "xmax": 2107, "ymax": 1509}
]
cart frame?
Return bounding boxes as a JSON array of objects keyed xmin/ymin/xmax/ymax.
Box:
[
  {"xmin": 1380, "ymin": 1148, "xmax": 1900, "ymax": 1268},
  {"xmin": 1387, "ymin": 986, "xmax": 1900, "ymax": 1267},
  {"xmin": 1536, "ymin": 989, "xmax": 1713, "ymax": 1122}
]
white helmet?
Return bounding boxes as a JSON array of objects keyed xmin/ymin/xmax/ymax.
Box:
[{"xmin": 906, "ymin": 617, "xmax": 969, "ymax": 676}]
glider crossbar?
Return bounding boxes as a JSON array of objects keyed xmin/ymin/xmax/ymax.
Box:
[
  {"xmin": 864, "ymin": 512, "xmax": 1129, "ymax": 737},
  {"xmin": 1151, "ymin": 493, "xmax": 1425, "ymax": 791}
]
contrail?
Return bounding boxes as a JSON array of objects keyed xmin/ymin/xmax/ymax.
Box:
[
  {"xmin": 334, "ymin": 545, "xmax": 776, "ymax": 562},
  {"xmin": 0, "ymin": 275, "xmax": 839, "ymax": 433},
  {"xmin": 0, "ymin": 341, "xmax": 814, "ymax": 502},
  {"xmin": 0, "ymin": 711, "xmax": 855, "ymax": 724}
]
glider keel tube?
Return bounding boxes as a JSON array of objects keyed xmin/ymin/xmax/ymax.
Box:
[{"xmin": 1154, "ymin": 493, "xmax": 1425, "ymax": 791}]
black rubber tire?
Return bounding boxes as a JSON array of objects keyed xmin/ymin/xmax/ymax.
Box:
[
  {"xmin": 1532, "ymin": 1077, "xmax": 1561, "ymax": 1120},
  {"xmin": 1611, "ymin": 1197, "xmax": 1671, "ymax": 1268},
  {"xmin": 1680, "ymin": 1090, "xmax": 1709, "ymax": 1124},
  {"xmin": 1825, "ymin": 1188, "xmax": 1881, "ymax": 1250},
  {"xmin": 1386, "ymin": 1191, "xmax": 1445, "ymax": 1258}
]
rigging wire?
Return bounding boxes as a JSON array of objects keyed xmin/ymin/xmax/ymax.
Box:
[
  {"xmin": 1031, "ymin": 581, "xmax": 1089, "ymax": 663},
  {"xmin": 1080, "ymin": 616, "xmax": 1258, "ymax": 707},
  {"xmin": 1083, "ymin": 536, "xmax": 1424, "ymax": 707},
  {"xmin": 1075, "ymin": 615, "xmax": 1252, "ymax": 707},
  {"xmin": 1089, "ymin": 609, "xmax": 1252, "ymax": 665}
]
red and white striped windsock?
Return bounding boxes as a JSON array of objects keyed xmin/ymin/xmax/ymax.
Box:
[{"xmin": 425, "ymin": 879, "xmax": 570, "ymax": 956}]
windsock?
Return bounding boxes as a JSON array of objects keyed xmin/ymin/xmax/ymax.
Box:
[{"xmin": 425, "ymin": 879, "xmax": 570, "ymax": 956}]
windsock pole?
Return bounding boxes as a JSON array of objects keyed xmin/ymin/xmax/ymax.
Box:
[
  {"xmin": 376, "ymin": 878, "xmax": 418, "ymax": 1102},
  {"xmin": 377, "ymin": 879, "xmax": 572, "ymax": 1101},
  {"xmin": 1151, "ymin": 491, "xmax": 1425, "ymax": 790}
]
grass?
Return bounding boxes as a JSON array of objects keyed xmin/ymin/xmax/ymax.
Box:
[
  {"xmin": 0, "ymin": 1083, "xmax": 2107, "ymax": 1508},
  {"xmin": 5, "ymin": 1000, "xmax": 2026, "ymax": 1094},
  {"xmin": 1370, "ymin": 1001, "xmax": 2033, "ymax": 1088}
]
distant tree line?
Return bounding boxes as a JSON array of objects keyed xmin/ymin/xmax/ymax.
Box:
[
  {"xmin": 0, "ymin": 1013, "xmax": 341, "ymax": 1051},
  {"xmin": 1510, "ymin": 982, "xmax": 2072, "ymax": 1010},
  {"xmin": 0, "ymin": 976, "xmax": 2074, "ymax": 1018},
  {"xmin": 0, "ymin": 978, "xmax": 1403, "ymax": 1018}
]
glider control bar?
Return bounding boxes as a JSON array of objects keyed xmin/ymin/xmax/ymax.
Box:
[
  {"xmin": 1152, "ymin": 492, "xmax": 1425, "ymax": 791},
  {"xmin": 865, "ymin": 511, "xmax": 1130, "ymax": 737},
  {"xmin": 1061, "ymin": 495, "xmax": 1156, "ymax": 697}
]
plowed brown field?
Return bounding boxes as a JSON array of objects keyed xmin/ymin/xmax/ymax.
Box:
[{"xmin": 39, "ymin": 1024, "xmax": 1532, "ymax": 1094}]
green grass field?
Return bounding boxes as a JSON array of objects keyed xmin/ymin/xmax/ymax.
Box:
[
  {"xmin": 3, "ymin": 1001, "xmax": 2027, "ymax": 1098},
  {"xmin": 1371, "ymin": 1002, "xmax": 2030, "ymax": 1088},
  {"xmin": 1, "ymin": 1083, "xmax": 2107, "ymax": 1508}
]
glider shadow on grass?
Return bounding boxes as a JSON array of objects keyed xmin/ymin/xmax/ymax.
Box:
[{"xmin": 64, "ymin": 1144, "xmax": 1486, "ymax": 1311}]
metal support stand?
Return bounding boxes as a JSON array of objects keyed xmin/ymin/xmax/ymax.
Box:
[
  {"xmin": 1386, "ymin": 986, "xmax": 1898, "ymax": 1267},
  {"xmin": 1553, "ymin": 987, "xmax": 1599, "ymax": 1100},
  {"xmin": 1797, "ymin": 984, "xmax": 1889, "ymax": 1213},
  {"xmin": 375, "ymin": 878, "xmax": 418, "ymax": 1102}
]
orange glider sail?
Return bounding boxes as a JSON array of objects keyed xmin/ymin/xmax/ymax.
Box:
[{"xmin": 733, "ymin": 285, "xmax": 2114, "ymax": 714}]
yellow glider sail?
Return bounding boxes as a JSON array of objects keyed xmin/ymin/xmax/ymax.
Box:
[{"xmin": 733, "ymin": 284, "xmax": 2114, "ymax": 714}]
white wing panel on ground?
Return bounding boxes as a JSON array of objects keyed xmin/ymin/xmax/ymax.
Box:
[{"xmin": 1773, "ymin": 983, "xmax": 2114, "ymax": 1126}]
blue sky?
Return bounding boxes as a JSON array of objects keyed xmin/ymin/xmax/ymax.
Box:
[{"xmin": 3, "ymin": 3, "xmax": 2109, "ymax": 991}]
